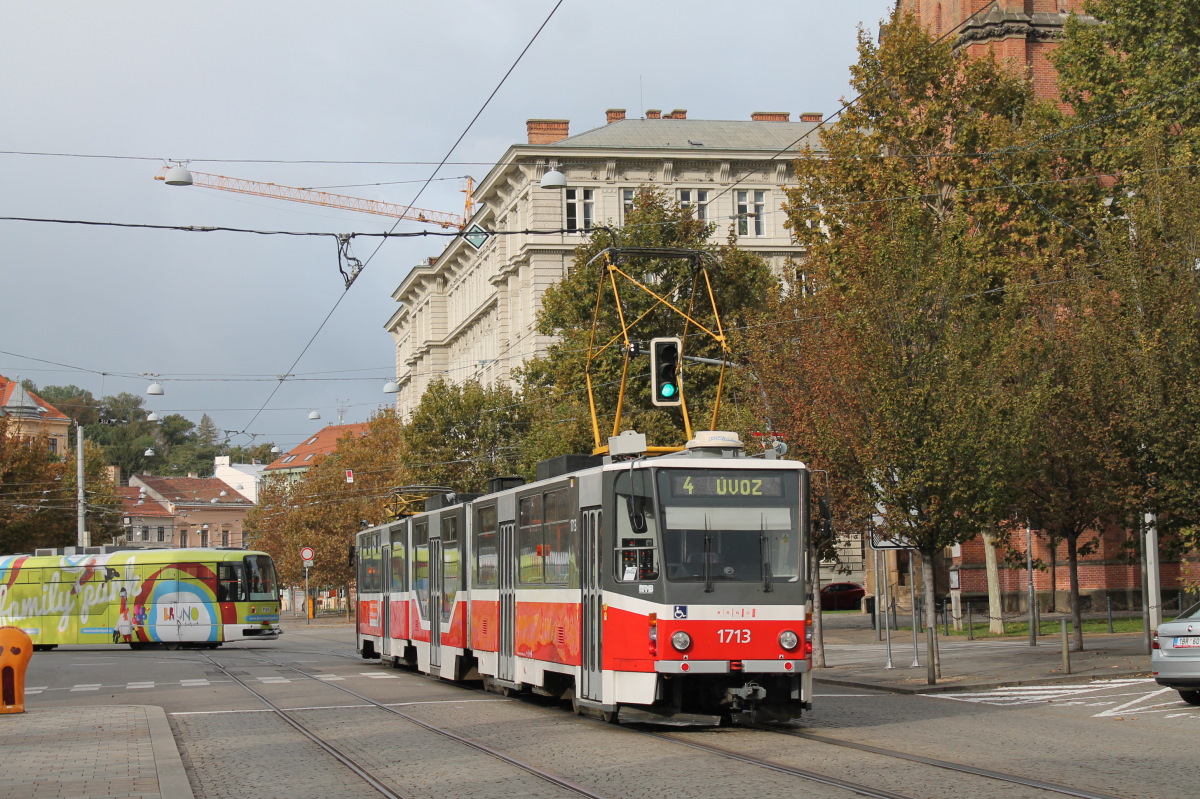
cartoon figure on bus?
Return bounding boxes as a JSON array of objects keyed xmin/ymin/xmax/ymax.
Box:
[{"xmin": 114, "ymin": 586, "xmax": 134, "ymax": 643}]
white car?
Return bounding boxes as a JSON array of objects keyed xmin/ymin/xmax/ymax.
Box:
[{"xmin": 1153, "ymin": 602, "xmax": 1200, "ymax": 705}]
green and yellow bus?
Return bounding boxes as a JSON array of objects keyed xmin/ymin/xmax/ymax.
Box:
[{"xmin": 0, "ymin": 547, "xmax": 281, "ymax": 650}]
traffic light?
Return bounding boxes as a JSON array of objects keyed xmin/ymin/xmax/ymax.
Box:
[{"xmin": 650, "ymin": 337, "xmax": 682, "ymax": 407}]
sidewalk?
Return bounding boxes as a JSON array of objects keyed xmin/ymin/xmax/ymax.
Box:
[
  {"xmin": 814, "ymin": 612, "xmax": 1153, "ymax": 694},
  {"xmin": 0, "ymin": 704, "xmax": 194, "ymax": 799}
]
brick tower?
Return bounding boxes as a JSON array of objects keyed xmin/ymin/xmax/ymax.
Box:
[{"xmin": 898, "ymin": 1, "xmax": 1091, "ymax": 100}]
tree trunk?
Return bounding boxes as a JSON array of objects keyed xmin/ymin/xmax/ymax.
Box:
[
  {"xmin": 1048, "ymin": 543, "xmax": 1058, "ymax": 614},
  {"xmin": 921, "ymin": 548, "xmax": 940, "ymax": 674},
  {"xmin": 982, "ymin": 525, "xmax": 1006, "ymax": 634},
  {"xmin": 810, "ymin": 547, "xmax": 826, "ymax": 668},
  {"xmin": 1067, "ymin": 533, "xmax": 1084, "ymax": 652}
]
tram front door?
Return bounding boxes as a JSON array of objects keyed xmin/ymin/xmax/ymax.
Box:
[{"xmin": 428, "ymin": 536, "xmax": 442, "ymax": 671}]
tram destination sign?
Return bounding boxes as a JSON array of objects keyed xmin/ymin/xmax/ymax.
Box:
[{"xmin": 669, "ymin": 473, "xmax": 784, "ymax": 498}]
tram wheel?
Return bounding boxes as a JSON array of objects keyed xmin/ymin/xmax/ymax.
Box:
[
  {"xmin": 163, "ymin": 642, "xmax": 181, "ymax": 651},
  {"xmin": 600, "ymin": 708, "xmax": 619, "ymax": 724},
  {"xmin": 1179, "ymin": 690, "xmax": 1200, "ymax": 706}
]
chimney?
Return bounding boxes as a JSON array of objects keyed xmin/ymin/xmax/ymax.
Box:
[
  {"xmin": 646, "ymin": 109, "xmax": 662, "ymax": 119},
  {"xmin": 751, "ymin": 111, "xmax": 791, "ymax": 122},
  {"xmin": 666, "ymin": 108, "xmax": 687, "ymax": 119},
  {"xmin": 799, "ymin": 112, "xmax": 823, "ymax": 122},
  {"xmin": 526, "ymin": 119, "xmax": 570, "ymax": 144},
  {"xmin": 606, "ymin": 108, "xmax": 626, "ymax": 124}
]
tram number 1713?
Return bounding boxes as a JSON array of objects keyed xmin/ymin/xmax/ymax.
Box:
[{"xmin": 718, "ymin": 628, "xmax": 752, "ymax": 644}]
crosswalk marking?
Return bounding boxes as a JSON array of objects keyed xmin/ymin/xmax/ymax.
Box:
[
  {"xmin": 360, "ymin": 672, "xmax": 399, "ymax": 679},
  {"xmin": 257, "ymin": 676, "xmax": 291, "ymax": 684},
  {"xmin": 126, "ymin": 682, "xmax": 154, "ymax": 690},
  {"xmin": 314, "ymin": 674, "xmax": 344, "ymax": 681},
  {"xmin": 937, "ymin": 678, "xmax": 1152, "ymax": 706},
  {"xmin": 70, "ymin": 684, "xmax": 101, "ymax": 692},
  {"xmin": 180, "ymin": 679, "xmax": 210, "ymax": 687}
]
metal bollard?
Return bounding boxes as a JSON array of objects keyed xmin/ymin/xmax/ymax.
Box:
[
  {"xmin": 1, "ymin": 626, "xmax": 35, "ymax": 714},
  {"xmin": 943, "ymin": 600, "xmax": 950, "ymax": 637},
  {"xmin": 1107, "ymin": 595, "xmax": 1114, "ymax": 634},
  {"xmin": 1061, "ymin": 619, "xmax": 1071, "ymax": 675},
  {"xmin": 967, "ymin": 603, "xmax": 973, "ymax": 640}
]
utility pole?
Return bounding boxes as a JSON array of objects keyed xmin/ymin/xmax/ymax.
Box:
[{"xmin": 76, "ymin": 422, "xmax": 88, "ymax": 547}]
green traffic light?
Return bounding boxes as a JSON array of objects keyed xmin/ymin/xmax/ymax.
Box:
[{"xmin": 660, "ymin": 383, "xmax": 677, "ymax": 399}]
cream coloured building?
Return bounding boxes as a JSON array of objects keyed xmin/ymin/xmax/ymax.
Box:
[{"xmin": 385, "ymin": 109, "xmax": 822, "ymax": 417}]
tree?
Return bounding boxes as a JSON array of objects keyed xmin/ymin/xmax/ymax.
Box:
[
  {"xmin": 519, "ymin": 188, "xmax": 778, "ymax": 454},
  {"xmin": 1055, "ymin": 0, "xmax": 1200, "ymax": 176},
  {"xmin": 744, "ymin": 9, "xmax": 1091, "ymax": 638},
  {"xmin": 247, "ymin": 409, "xmax": 405, "ymax": 593},
  {"xmin": 0, "ymin": 419, "xmax": 119, "ymax": 553},
  {"xmin": 402, "ymin": 379, "xmax": 533, "ymax": 492}
]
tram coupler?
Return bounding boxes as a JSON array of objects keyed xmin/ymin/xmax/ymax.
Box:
[{"xmin": 723, "ymin": 681, "xmax": 767, "ymax": 711}]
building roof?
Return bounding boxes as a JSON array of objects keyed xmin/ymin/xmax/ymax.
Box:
[
  {"xmin": 118, "ymin": 486, "xmax": 173, "ymax": 518},
  {"xmin": 263, "ymin": 422, "xmax": 371, "ymax": 471},
  {"xmin": 547, "ymin": 118, "xmax": 823, "ymax": 152},
  {"xmin": 131, "ymin": 475, "xmax": 252, "ymax": 507},
  {"xmin": 0, "ymin": 374, "xmax": 70, "ymax": 421}
]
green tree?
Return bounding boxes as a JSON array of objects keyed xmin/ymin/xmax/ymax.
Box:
[
  {"xmin": 402, "ymin": 379, "xmax": 532, "ymax": 492},
  {"xmin": 1055, "ymin": 0, "xmax": 1200, "ymax": 175},
  {"xmin": 745, "ymin": 9, "xmax": 1088, "ymax": 636},
  {"xmin": 519, "ymin": 187, "xmax": 778, "ymax": 454}
]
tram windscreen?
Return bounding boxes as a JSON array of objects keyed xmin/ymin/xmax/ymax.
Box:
[
  {"xmin": 244, "ymin": 555, "xmax": 279, "ymax": 601},
  {"xmin": 658, "ymin": 469, "xmax": 800, "ymax": 584}
]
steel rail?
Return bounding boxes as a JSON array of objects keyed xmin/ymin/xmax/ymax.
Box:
[
  {"xmin": 208, "ymin": 650, "xmax": 609, "ymax": 799},
  {"xmin": 201, "ymin": 654, "xmax": 407, "ymax": 799},
  {"xmin": 766, "ymin": 727, "xmax": 1128, "ymax": 799}
]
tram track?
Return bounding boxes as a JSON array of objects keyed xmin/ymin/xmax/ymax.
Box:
[
  {"xmin": 198, "ymin": 650, "xmax": 609, "ymax": 799},
  {"xmin": 198, "ymin": 646, "xmax": 1131, "ymax": 799},
  {"xmin": 631, "ymin": 724, "xmax": 1130, "ymax": 799}
]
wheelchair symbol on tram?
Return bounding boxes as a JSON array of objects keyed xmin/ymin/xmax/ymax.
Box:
[{"xmin": 673, "ymin": 605, "xmax": 688, "ymax": 619}]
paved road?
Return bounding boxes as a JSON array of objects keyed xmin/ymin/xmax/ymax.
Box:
[{"xmin": 18, "ymin": 621, "xmax": 1191, "ymax": 799}]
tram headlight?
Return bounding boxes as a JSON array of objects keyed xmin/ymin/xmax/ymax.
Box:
[
  {"xmin": 671, "ymin": 631, "xmax": 692, "ymax": 651},
  {"xmin": 779, "ymin": 630, "xmax": 800, "ymax": 651}
]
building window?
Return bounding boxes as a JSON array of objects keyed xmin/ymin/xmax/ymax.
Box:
[
  {"xmin": 622, "ymin": 188, "xmax": 639, "ymax": 218},
  {"xmin": 221, "ymin": 530, "xmax": 229, "ymax": 547},
  {"xmin": 199, "ymin": 530, "xmax": 208, "ymax": 547},
  {"xmin": 157, "ymin": 527, "xmax": 165, "ymax": 542},
  {"xmin": 736, "ymin": 190, "xmax": 766, "ymax": 236},
  {"xmin": 47, "ymin": 438, "xmax": 58, "ymax": 455},
  {"xmin": 141, "ymin": 526, "xmax": 150, "ymax": 541},
  {"xmin": 181, "ymin": 530, "xmax": 188, "ymax": 547},
  {"xmin": 565, "ymin": 188, "xmax": 594, "ymax": 232},
  {"xmin": 678, "ymin": 189, "xmax": 708, "ymax": 221}
]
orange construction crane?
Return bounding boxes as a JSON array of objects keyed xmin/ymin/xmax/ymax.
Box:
[{"xmin": 155, "ymin": 165, "xmax": 473, "ymax": 229}]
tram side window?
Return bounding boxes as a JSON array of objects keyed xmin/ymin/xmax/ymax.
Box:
[
  {"xmin": 475, "ymin": 505, "xmax": 498, "ymax": 588},
  {"xmin": 413, "ymin": 522, "xmax": 430, "ymax": 619},
  {"xmin": 518, "ymin": 496, "xmax": 543, "ymax": 585},
  {"xmin": 389, "ymin": 524, "xmax": 407, "ymax": 592},
  {"xmin": 543, "ymin": 488, "xmax": 574, "ymax": 586},
  {"xmin": 217, "ymin": 561, "xmax": 247, "ymax": 602},
  {"xmin": 359, "ymin": 534, "xmax": 382, "ymax": 594},
  {"xmin": 441, "ymin": 516, "xmax": 459, "ymax": 622},
  {"xmin": 245, "ymin": 555, "xmax": 279, "ymax": 600},
  {"xmin": 615, "ymin": 470, "xmax": 659, "ymax": 581}
]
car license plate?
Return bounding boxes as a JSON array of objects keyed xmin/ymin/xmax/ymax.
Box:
[{"xmin": 1174, "ymin": 636, "xmax": 1200, "ymax": 648}]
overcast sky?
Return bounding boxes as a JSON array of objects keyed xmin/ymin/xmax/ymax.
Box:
[{"xmin": 0, "ymin": 1, "xmax": 892, "ymax": 454}]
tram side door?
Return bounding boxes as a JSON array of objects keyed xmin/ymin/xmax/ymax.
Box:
[
  {"xmin": 498, "ymin": 521, "xmax": 516, "ymax": 683},
  {"xmin": 580, "ymin": 508, "xmax": 603, "ymax": 701},
  {"xmin": 381, "ymin": 544, "xmax": 391, "ymax": 654},
  {"xmin": 429, "ymin": 536, "xmax": 443, "ymax": 670}
]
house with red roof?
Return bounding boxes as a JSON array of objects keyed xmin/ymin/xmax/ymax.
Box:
[
  {"xmin": 262, "ymin": 422, "xmax": 371, "ymax": 487},
  {"xmin": 127, "ymin": 474, "xmax": 254, "ymax": 549},
  {"xmin": 0, "ymin": 374, "xmax": 72, "ymax": 456}
]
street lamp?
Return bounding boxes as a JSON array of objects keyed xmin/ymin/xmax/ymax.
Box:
[
  {"xmin": 540, "ymin": 165, "xmax": 567, "ymax": 189},
  {"xmin": 383, "ymin": 380, "xmax": 399, "ymax": 394},
  {"xmin": 308, "ymin": 409, "xmax": 321, "ymax": 420}
]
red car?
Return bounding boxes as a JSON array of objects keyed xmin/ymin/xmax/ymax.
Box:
[{"xmin": 820, "ymin": 582, "xmax": 866, "ymax": 610}]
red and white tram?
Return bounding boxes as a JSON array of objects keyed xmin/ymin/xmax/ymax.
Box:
[{"xmin": 355, "ymin": 431, "xmax": 813, "ymax": 724}]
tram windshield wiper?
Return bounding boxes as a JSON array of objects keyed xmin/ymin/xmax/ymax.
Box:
[
  {"xmin": 703, "ymin": 530, "xmax": 714, "ymax": 593},
  {"xmin": 760, "ymin": 530, "xmax": 773, "ymax": 593}
]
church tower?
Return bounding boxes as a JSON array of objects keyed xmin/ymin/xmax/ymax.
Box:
[{"xmin": 897, "ymin": 1, "xmax": 1091, "ymax": 100}]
